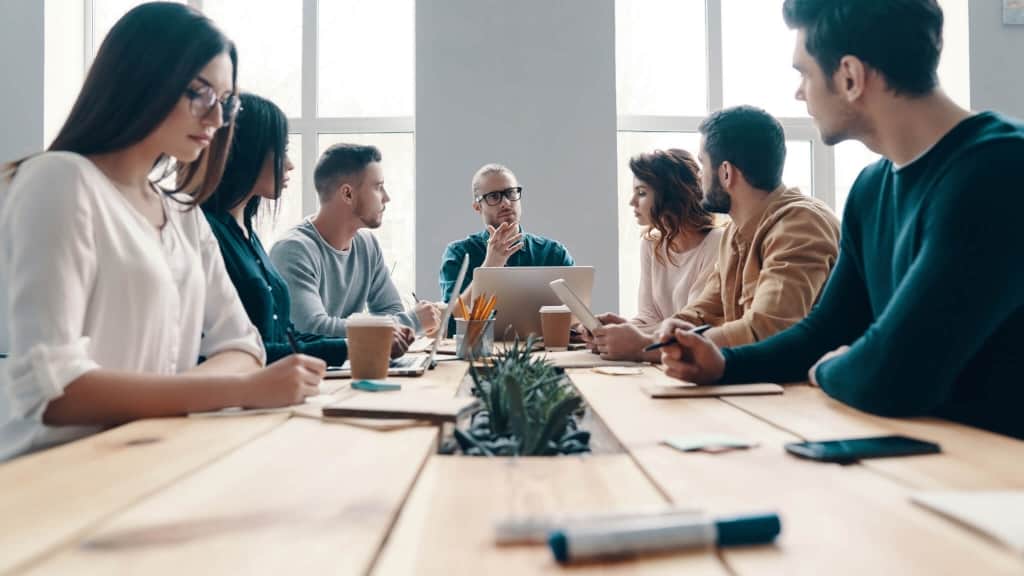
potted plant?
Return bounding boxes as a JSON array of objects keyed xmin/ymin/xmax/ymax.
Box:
[{"xmin": 451, "ymin": 336, "xmax": 591, "ymax": 456}]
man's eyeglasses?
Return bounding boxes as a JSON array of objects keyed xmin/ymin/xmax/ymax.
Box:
[
  {"xmin": 184, "ymin": 84, "xmax": 241, "ymax": 124},
  {"xmin": 475, "ymin": 186, "xmax": 523, "ymax": 206}
]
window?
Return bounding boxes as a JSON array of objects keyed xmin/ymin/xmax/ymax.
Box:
[
  {"xmin": 614, "ymin": 0, "xmax": 970, "ymax": 317},
  {"xmin": 45, "ymin": 0, "xmax": 416, "ymax": 295}
]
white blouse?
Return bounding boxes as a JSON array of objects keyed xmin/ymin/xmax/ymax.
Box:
[
  {"xmin": 0, "ymin": 152, "xmax": 264, "ymax": 461},
  {"xmin": 633, "ymin": 227, "xmax": 723, "ymax": 330}
]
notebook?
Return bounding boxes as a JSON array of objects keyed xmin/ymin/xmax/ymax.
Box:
[
  {"xmin": 322, "ymin": 394, "xmax": 480, "ymax": 423},
  {"xmin": 641, "ymin": 381, "xmax": 784, "ymax": 398}
]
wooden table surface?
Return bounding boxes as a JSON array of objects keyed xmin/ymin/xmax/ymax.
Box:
[{"xmin": 1, "ymin": 359, "xmax": 1022, "ymax": 575}]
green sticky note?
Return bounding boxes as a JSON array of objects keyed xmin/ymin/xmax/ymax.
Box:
[
  {"xmin": 663, "ymin": 434, "xmax": 758, "ymax": 453},
  {"xmin": 351, "ymin": 380, "xmax": 402, "ymax": 392}
]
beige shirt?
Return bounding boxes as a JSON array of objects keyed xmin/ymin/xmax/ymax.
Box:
[
  {"xmin": 633, "ymin": 228, "xmax": 723, "ymax": 330},
  {"xmin": 675, "ymin": 186, "xmax": 840, "ymax": 348}
]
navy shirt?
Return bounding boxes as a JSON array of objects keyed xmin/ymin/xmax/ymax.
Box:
[
  {"xmin": 720, "ymin": 112, "xmax": 1024, "ymax": 439},
  {"xmin": 204, "ymin": 209, "xmax": 348, "ymax": 366}
]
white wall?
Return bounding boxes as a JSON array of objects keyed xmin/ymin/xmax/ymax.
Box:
[
  {"xmin": 970, "ymin": 1, "xmax": 1024, "ymax": 119},
  {"xmin": 0, "ymin": 0, "xmax": 44, "ymax": 163},
  {"xmin": 415, "ymin": 0, "xmax": 620, "ymax": 312}
]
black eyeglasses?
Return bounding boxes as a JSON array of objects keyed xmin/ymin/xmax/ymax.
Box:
[
  {"xmin": 475, "ymin": 186, "xmax": 523, "ymax": 206},
  {"xmin": 184, "ymin": 84, "xmax": 241, "ymax": 124}
]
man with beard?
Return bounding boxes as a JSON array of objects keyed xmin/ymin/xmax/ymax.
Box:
[
  {"xmin": 675, "ymin": 105, "xmax": 841, "ymax": 348},
  {"xmin": 271, "ymin": 143, "xmax": 440, "ymax": 355},
  {"xmin": 594, "ymin": 106, "xmax": 839, "ymax": 362},
  {"xmin": 658, "ymin": 0, "xmax": 1024, "ymax": 439},
  {"xmin": 438, "ymin": 163, "xmax": 574, "ymax": 334}
]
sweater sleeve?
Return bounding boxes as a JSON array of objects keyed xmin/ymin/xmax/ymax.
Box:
[
  {"xmin": 632, "ymin": 239, "xmax": 661, "ymax": 328},
  {"xmin": 270, "ymin": 237, "xmax": 349, "ymax": 337},
  {"xmin": 362, "ymin": 232, "xmax": 421, "ymax": 332},
  {"xmin": 811, "ymin": 144, "xmax": 1024, "ymax": 416}
]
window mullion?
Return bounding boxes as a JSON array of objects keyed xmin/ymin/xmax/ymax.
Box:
[
  {"xmin": 705, "ymin": 0, "xmax": 723, "ymax": 113},
  {"xmin": 302, "ymin": 0, "xmax": 318, "ymax": 218}
]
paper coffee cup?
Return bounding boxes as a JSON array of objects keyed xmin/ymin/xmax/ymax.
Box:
[
  {"xmin": 540, "ymin": 305, "xmax": 572, "ymax": 349},
  {"xmin": 347, "ymin": 314, "xmax": 394, "ymax": 380}
]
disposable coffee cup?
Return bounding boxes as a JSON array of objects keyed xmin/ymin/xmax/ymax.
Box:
[
  {"xmin": 540, "ymin": 305, "xmax": 572, "ymax": 349},
  {"xmin": 347, "ymin": 314, "xmax": 394, "ymax": 380}
]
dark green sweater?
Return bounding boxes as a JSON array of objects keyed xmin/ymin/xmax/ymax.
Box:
[
  {"xmin": 721, "ymin": 112, "xmax": 1024, "ymax": 439},
  {"xmin": 204, "ymin": 210, "xmax": 348, "ymax": 366}
]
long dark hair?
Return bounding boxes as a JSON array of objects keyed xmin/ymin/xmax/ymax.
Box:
[
  {"xmin": 203, "ymin": 93, "xmax": 288, "ymax": 227},
  {"xmin": 629, "ymin": 148, "xmax": 715, "ymax": 266},
  {"xmin": 10, "ymin": 2, "xmax": 238, "ymax": 206}
]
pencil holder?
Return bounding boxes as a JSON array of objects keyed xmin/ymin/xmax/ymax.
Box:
[{"xmin": 455, "ymin": 317, "xmax": 495, "ymax": 360}]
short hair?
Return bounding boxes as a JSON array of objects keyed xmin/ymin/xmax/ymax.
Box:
[
  {"xmin": 783, "ymin": 0, "xmax": 943, "ymax": 97},
  {"xmin": 314, "ymin": 143, "xmax": 382, "ymax": 200},
  {"xmin": 629, "ymin": 149, "xmax": 714, "ymax": 266},
  {"xmin": 471, "ymin": 163, "xmax": 517, "ymax": 198},
  {"xmin": 698, "ymin": 106, "xmax": 786, "ymax": 192}
]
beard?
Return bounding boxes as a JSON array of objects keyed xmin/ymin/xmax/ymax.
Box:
[
  {"xmin": 701, "ymin": 172, "xmax": 731, "ymax": 214},
  {"xmin": 355, "ymin": 200, "xmax": 384, "ymax": 229}
]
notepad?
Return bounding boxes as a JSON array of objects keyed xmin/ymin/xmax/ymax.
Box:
[
  {"xmin": 322, "ymin": 394, "xmax": 480, "ymax": 423},
  {"xmin": 912, "ymin": 491, "xmax": 1024, "ymax": 555},
  {"xmin": 642, "ymin": 381, "xmax": 784, "ymax": 398},
  {"xmin": 542, "ymin": 350, "xmax": 647, "ymax": 369}
]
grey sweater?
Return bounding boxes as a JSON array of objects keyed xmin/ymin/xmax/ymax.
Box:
[{"xmin": 269, "ymin": 220, "xmax": 419, "ymax": 337}]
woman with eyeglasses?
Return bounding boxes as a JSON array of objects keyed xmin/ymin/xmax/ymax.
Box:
[
  {"xmin": 202, "ymin": 93, "xmax": 348, "ymax": 366},
  {"xmin": 584, "ymin": 148, "xmax": 722, "ymax": 360},
  {"xmin": 0, "ymin": 2, "xmax": 324, "ymax": 461}
]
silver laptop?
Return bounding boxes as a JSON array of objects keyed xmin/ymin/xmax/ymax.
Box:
[
  {"xmin": 472, "ymin": 266, "xmax": 594, "ymax": 341},
  {"xmin": 325, "ymin": 255, "xmax": 470, "ymax": 378}
]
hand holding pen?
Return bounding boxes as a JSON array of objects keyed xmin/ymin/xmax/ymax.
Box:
[{"xmin": 653, "ymin": 319, "xmax": 725, "ymax": 385}]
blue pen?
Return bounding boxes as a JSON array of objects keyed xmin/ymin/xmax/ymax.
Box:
[{"xmin": 548, "ymin": 512, "xmax": 780, "ymax": 563}]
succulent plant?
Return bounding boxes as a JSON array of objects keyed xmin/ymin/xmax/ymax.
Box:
[{"xmin": 459, "ymin": 335, "xmax": 590, "ymax": 456}]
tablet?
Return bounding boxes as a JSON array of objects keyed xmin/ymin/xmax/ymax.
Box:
[{"xmin": 549, "ymin": 279, "xmax": 601, "ymax": 332}]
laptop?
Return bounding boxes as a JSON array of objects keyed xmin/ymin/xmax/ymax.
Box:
[
  {"xmin": 325, "ymin": 255, "xmax": 470, "ymax": 378},
  {"xmin": 471, "ymin": 266, "xmax": 595, "ymax": 341}
]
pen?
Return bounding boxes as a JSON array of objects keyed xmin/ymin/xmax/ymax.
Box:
[
  {"xmin": 286, "ymin": 328, "xmax": 300, "ymax": 354},
  {"xmin": 412, "ymin": 291, "xmax": 419, "ymax": 302},
  {"xmin": 548, "ymin": 512, "xmax": 781, "ymax": 564},
  {"xmin": 643, "ymin": 324, "xmax": 712, "ymax": 352}
]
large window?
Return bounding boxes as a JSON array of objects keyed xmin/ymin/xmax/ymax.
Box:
[
  {"xmin": 45, "ymin": 0, "xmax": 417, "ymax": 295},
  {"xmin": 614, "ymin": 0, "xmax": 970, "ymax": 317}
]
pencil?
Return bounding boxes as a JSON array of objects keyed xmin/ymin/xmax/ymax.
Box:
[
  {"xmin": 286, "ymin": 328, "xmax": 300, "ymax": 354},
  {"xmin": 642, "ymin": 324, "xmax": 712, "ymax": 352}
]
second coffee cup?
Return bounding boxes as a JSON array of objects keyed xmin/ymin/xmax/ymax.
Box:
[{"xmin": 539, "ymin": 305, "xmax": 572, "ymax": 349}]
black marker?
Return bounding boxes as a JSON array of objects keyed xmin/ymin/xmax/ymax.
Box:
[{"xmin": 642, "ymin": 324, "xmax": 712, "ymax": 352}]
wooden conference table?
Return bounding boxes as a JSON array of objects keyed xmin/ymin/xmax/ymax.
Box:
[{"xmin": 1, "ymin": 355, "xmax": 1022, "ymax": 575}]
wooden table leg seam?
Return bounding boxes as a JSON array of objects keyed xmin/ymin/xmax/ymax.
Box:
[{"xmin": 363, "ymin": 433, "xmax": 441, "ymax": 576}]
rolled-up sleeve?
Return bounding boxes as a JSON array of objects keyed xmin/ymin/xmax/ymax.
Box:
[{"xmin": 0, "ymin": 157, "xmax": 103, "ymax": 457}]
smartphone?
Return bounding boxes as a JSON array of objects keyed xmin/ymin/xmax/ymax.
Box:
[{"xmin": 784, "ymin": 435, "xmax": 941, "ymax": 464}]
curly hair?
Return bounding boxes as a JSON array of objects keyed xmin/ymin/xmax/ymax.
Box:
[{"xmin": 629, "ymin": 148, "xmax": 715, "ymax": 266}]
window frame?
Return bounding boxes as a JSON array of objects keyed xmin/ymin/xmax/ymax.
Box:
[
  {"xmin": 83, "ymin": 0, "xmax": 416, "ymax": 250},
  {"xmin": 616, "ymin": 0, "xmax": 835, "ymax": 208}
]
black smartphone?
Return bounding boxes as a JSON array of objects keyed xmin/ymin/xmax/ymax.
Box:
[{"xmin": 784, "ymin": 435, "xmax": 941, "ymax": 464}]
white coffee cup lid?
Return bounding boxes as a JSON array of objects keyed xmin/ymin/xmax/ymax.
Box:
[
  {"xmin": 540, "ymin": 305, "xmax": 571, "ymax": 313},
  {"xmin": 347, "ymin": 313, "xmax": 395, "ymax": 327}
]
